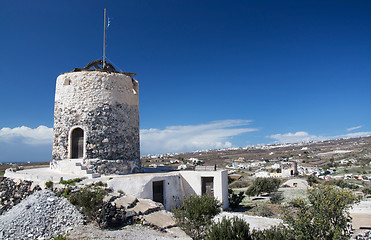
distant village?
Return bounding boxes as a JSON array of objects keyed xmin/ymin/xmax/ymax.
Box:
[{"xmin": 141, "ymin": 136, "xmax": 371, "ymax": 183}]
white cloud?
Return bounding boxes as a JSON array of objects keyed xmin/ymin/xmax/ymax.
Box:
[
  {"xmin": 347, "ymin": 125, "xmax": 363, "ymax": 131},
  {"xmin": 0, "ymin": 126, "xmax": 53, "ymax": 145},
  {"xmin": 268, "ymin": 131, "xmax": 324, "ymax": 143},
  {"xmin": 268, "ymin": 131, "xmax": 371, "ymax": 144},
  {"xmin": 140, "ymin": 120, "xmax": 257, "ymax": 154}
]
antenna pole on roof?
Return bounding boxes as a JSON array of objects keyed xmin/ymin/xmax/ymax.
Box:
[{"xmin": 103, "ymin": 8, "xmax": 107, "ymax": 68}]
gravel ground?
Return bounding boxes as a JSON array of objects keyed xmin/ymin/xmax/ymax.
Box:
[
  {"xmin": 66, "ymin": 223, "xmax": 191, "ymax": 240},
  {"xmin": 214, "ymin": 212, "xmax": 282, "ymax": 230},
  {"xmin": 0, "ymin": 190, "xmax": 84, "ymax": 240}
]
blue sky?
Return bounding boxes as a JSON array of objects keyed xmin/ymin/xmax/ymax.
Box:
[{"xmin": 1, "ymin": 0, "xmax": 370, "ymax": 162}]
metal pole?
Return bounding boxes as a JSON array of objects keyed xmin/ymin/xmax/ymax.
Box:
[{"xmin": 103, "ymin": 8, "xmax": 106, "ymax": 68}]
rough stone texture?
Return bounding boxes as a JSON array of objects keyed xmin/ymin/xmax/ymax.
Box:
[
  {"xmin": 52, "ymin": 70, "xmax": 141, "ymax": 175},
  {"xmin": 97, "ymin": 197, "xmax": 128, "ymax": 229},
  {"xmin": 0, "ymin": 177, "xmax": 41, "ymax": 215},
  {"xmin": 351, "ymin": 230, "xmax": 371, "ymax": 240},
  {"xmin": 0, "ymin": 190, "xmax": 84, "ymax": 239}
]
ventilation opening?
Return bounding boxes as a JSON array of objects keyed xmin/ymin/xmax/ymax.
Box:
[{"xmin": 63, "ymin": 78, "xmax": 71, "ymax": 85}]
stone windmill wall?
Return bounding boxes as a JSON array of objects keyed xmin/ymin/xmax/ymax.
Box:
[{"xmin": 51, "ymin": 62, "xmax": 141, "ymax": 175}]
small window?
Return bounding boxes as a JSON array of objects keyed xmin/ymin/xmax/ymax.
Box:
[
  {"xmin": 202, "ymin": 177, "xmax": 214, "ymax": 195},
  {"xmin": 63, "ymin": 78, "xmax": 71, "ymax": 85}
]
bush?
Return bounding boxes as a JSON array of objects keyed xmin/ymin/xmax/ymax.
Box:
[
  {"xmin": 59, "ymin": 178, "xmax": 82, "ymax": 186},
  {"xmin": 362, "ymin": 187, "xmax": 371, "ymax": 195},
  {"xmin": 45, "ymin": 181, "xmax": 53, "ymax": 189},
  {"xmin": 173, "ymin": 194, "xmax": 222, "ymax": 240},
  {"xmin": 206, "ymin": 216, "xmax": 252, "ymax": 240},
  {"xmin": 270, "ymin": 191, "xmax": 284, "ymax": 204},
  {"xmin": 325, "ymin": 179, "xmax": 360, "ymax": 190},
  {"xmin": 252, "ymin": 205, "xmax": 273, "ymax": 217},
  {"xmin": 228, "ymin": 189, "xmax": 245, "ymax": 210},
  {"xmin": 307, "ymin": 175, "xmax": 319, "ymax": 186},
  {"xmin": 54, "ymin": 235, "xmax": 70, "ymax": 240},
  {"xmin": 251, "ymin": 225, "xmax": 294, "ymax": 240},
  {"xmin": 68, "ymin": 188, "xmax": 106, "ymax": 220},
  {"xmin": 283, "ymin": 185, "xmax": 360, "ymax": 240},
  {"xmin": 246, "ymin": 178, "xmax": 281, "ymax": 197},
  {"xmin": 229, "ymin": 180, "xmax": 249, "ymax": 189}
]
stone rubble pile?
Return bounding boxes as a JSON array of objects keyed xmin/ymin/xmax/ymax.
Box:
[
  {"xmin": 0, "ymin": 189, "xmax": 84, "ymax": 240},
  {"xmin": 352, "ymin": 230, "xmax": 371, "ymax": 240},
  {"xmin": 97, "ymin": 194, "xmax": 129, "ymax": 229},
  {"xmin": 0, "ymin": 177, "xmax": 41, "ymax": 215}
]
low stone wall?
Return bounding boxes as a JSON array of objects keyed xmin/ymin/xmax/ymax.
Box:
[
  {"xmin": 90, "ymin": 159, "xmax": 141, "ymax": 175},
  {"xmin": 0, "ymin": 177, "xmax": 41, "ymax": 215}
]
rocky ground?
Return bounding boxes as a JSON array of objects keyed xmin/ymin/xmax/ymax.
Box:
[
  {"xmin": 66, "ymin": 223, "xmax": 191, "ymax": 240},
  {"xmin": 0, "ymin": 190, "xmax": 84, "ymax": 239},
  {"xmin": 0, "ymin": 177, "xmax": 41, "ymax": 214},
  {"xmin": 0, "ymin": 177, "xmax": 190, "ymax": 239}
]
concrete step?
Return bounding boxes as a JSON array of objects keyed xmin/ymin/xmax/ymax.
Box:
[
  {"xmin": 127, "ymin": 198, "xmax": 163, "ymax": 215},
  {"xmin": 142, "ymin": 210, "xmax": 176, "ymax": 229},
  {"xmin": 88, "ymin": 173, "xmax": 101, "ymax": 179},
  {"xmin": 114, "ymin": 195, "xmax": 138, "ymax": 209}
]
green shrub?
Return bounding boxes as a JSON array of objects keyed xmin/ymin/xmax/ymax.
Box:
[
  {"xmin": 68, "ymin": 188, "xmax": 106, "ymax": 220},
  {"xmin": 45, "ymin": 181, "xmax": 53, "ymax": 189},
  {"xmin": 228, "ymin": 176, "xmax": 236, "ymax": 184},
  {"xmin": 54, "ymin": 235, "xmax": 70, "ymax": 240},
  {"xmin": 95, "ymin": 181, "xmax": 108, "ymax": 187},
  {"xmin": 362, "ymin": 187, "xmax": 371, "ymax": 195},
  {"xmin": 325, "ymin": 179, "xmax": 360, "ymax": 189},
  {"xmin": 270, "ymin": 191, "xmax": 284, "ymax": 204},
  {"xmin": 206, "ymin": 216, "xmax": 252, "ymax": 240},
  {"xmin": 59, "ymin": 178, "xmax": 82, "ymax": 186},
  {"xmin": 62, "ymin": 187, "xmax": 72, "ymax": 198},
  {"xmin": 246, "ymin": 178, "xmax": 280, "ymax": 197},
  {"xmin": 283, "ymin": 185, "xmax": 360, "ymax": 240},
  {"xmin": 251, "ymin": 225, "xmax": 294, "ymax": 240},
  {"xmin": 228, "ymin": 189, "xmax": 245, "ymax": 210},
  {"xmin": 252, "ymin": 205, "xmax": 273, "ymax": 217},
  {"xmin": 173, "ymin": 194, "xmax": 222, "ymax": 240},
  {"xmin": 229, "ymin": 180, "xmax": 249, "ymax": 189},
  {"xmin": 307, "ymin": 175, "xmax": 319, "ymax": 186}
]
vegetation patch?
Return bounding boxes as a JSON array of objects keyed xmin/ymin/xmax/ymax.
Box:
[
  {"xmin": 173, "ymin": 194, "xmax": 222, "ymax": 240},
  {"xmin": 59, "ymin": 178, "xmax": 82, "ymax": 186}
]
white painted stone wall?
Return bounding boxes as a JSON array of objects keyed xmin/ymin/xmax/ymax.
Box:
[
  {"xmin": 107, "ymin": 170, "xmax": 229, "ymax": 210},
  {"xmin": 179, "ymin": 170, "xmax": 229, "ymax": 209},
  {"xmin": 52, "ymin": 71, "xmax": 140, "ymax": 175}
]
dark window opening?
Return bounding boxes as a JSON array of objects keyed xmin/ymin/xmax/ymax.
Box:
[
  {"xmin": 202, "ymin": 177, "xmax": 214, "ymax": 195},
  {"xmin": 153, "ymin": 181, "xmax": 164, "ymax": 204}
]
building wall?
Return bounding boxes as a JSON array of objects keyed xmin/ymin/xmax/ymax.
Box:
[
  {"xmin": 52, "ymin": 71, "xmax": 140, "ymax": 174},
  {"xmin": 179, "ymin": 170, "xmax": 229, "ymax": 209},
  {"xmin": 107, "ymin": 170, "xmax": 229, "ymax": 210}
]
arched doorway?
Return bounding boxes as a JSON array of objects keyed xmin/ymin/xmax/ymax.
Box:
[{"xmin": 71, "ymin": 128, "xmax": 84, "ymax": 159}]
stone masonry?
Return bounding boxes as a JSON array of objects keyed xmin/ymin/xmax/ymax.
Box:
[{"xmin": 51, "ymin": 70, "xmax": 141, "ymax": 175}]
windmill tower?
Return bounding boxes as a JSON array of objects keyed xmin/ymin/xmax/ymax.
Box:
[
  {"xmin": 51, "ymin": 10, "xmax": 140, "ymax": 176},
  {"xmin": 51, "ymin": 61, "xmax": 140, "ymax": 176}
]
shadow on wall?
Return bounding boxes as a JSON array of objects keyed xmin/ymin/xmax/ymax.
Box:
[{"xmin": 180, "ymin": 174, "xmax": 197, "ymax": 197}]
